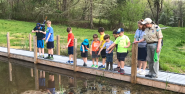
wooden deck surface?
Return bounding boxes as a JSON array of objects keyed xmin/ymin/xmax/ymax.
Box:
[{"xmin": 0, "ymin": 47, "xmax": 185, "ymax": 93}]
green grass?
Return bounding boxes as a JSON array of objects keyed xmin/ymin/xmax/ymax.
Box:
[{"xmin": 0, "ymin": 19, "xmax": 185, "ymax": 73}]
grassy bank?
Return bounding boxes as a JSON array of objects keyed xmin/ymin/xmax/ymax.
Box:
[{"xmin": 0, "ymin": 19, "xmax": 185, "ymax": 73}]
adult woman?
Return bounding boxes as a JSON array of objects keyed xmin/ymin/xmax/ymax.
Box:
[{"xmin": 134, "ymin": 19, "xmax": 147, "ymax": 75}]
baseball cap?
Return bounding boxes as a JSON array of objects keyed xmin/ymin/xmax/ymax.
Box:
[
  {"xmin": 36, "ymin": 23, "xmax": 41, "ymax": 28},
  {"xmin": 83, "ymin": 39, "xmax": 89, "ymax": 45},
  {"xmin": 141, "ymin": 18, "xmax": 152, "ymax": 24},
  {"xmin": 117, "ymin": 28, "xmax": 124, "ymax": 34}
]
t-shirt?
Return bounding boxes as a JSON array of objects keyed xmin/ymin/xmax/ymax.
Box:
[
  {"xmin": 80, "ymin": 43, "xmax": 89, "ymax": 51},
  {"xmin": 68, "ymin": 33, "xmax": 74, "ymax": 47},
  {"xmin": 33, "ymin": 27, "xmax": 45, "ymax": 40},
  {"xmin": 100, "ymin": 33, "xmax": 106, "ymax": 49},
  {"xmin": 46, "ymin": 27, "xmax": 54, "ymax": 42},
  {"xmin": 114, "ymin": 35, "xmax": 130, "ymax": 53},
  {"xmin": 103, "ymin": 41, "xmax": 114, "ymax": 53},
  {"xmin": 134, "ymin": 29, "xmax": 147, "ymax": 48},
  {"xmin": 91, "ymin": 40, "xmax": 100, "ymax": 51}
]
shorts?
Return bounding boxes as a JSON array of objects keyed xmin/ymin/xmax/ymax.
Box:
[
  {"xmin": 39, "ymin": 78, "xmax": 45, "ymax": 86},
  {"xmin": 117, "ymin": 52, "xmax": 128, "ymax": 62},
  {"xmin": 37, "ymin": 40, "xmax": 44, "ymax": 48},
  {"xmin": 92, "ymin": 51, "xmax": 100, "ymax": 58},
  {"xmin": 106, "ymin": 53, "xmax": 113, "ymax": 62},
  {"xmin": 47, "ymin": 41, "xmax": 54, "ymax": 49},
  {"xmin": 81, "ymin": 51, "xmax": 88, "ymax": 57},
  {"xmin": 48, "ymin": 88, "xmax": 55, "ymax": 94},
  {"xmin": 101, "ymin": 49, "xmax": 106, "ymax": 58},
  {"xmin": 68, "ymin": 46, "xmax": 73, "ymax": 55},
  {"xmin": 138, "ymin": 47, "xmax": 147, "ymax": 61}
]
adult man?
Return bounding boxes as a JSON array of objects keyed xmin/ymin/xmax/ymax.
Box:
[
  {"xmin": 135, "ymin": 18, "xmax": 163, "ymax": 78},
  {"xmin": 32, "ymin": 23, "xmax": 46, "ymax": 58}
]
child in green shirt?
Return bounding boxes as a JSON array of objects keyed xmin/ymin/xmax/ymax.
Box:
[{"xmin": 107, "ymin": 28, "xmax": 130, "ymax": 75}]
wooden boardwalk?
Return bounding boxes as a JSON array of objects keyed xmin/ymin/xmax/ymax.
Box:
[{"xmin": 0, "ymin": 47, "xmax": 185, "ymax": 93}]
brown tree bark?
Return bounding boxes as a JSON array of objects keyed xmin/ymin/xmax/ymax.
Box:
[{"xmin": 90, "ymin": 0, "xmax": 94, "ymax": 29}]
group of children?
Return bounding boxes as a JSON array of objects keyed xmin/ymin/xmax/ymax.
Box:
[
  {"xmin": 66, "ymin": 27, "xmax": 131, "ymax": 75},
  {"xmin": 32, "ymin": 20, "xmax": 131, "ymax": 75}
]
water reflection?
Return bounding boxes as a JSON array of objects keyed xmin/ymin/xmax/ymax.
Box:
[{"xmin": 0, "ymin": 57, "xmax": 176, "ymax": 94}]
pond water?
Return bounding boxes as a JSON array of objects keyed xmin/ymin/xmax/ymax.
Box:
[{"xmin": 0, "ymin": 56, "xmax": 178, "ymax": 94}]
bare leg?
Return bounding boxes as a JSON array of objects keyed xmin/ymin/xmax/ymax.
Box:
[
  {"xmin": 42, "ymin": 48, "xmax": 44, "ymax": 55},
  {"xmin": 84, "ymin": 57, "xmax": 87, "ymax": 63},
  {"xmin": 102, "ymin": 58, "xmax": 106, "ymax": 65},
  {"xmin": 69, "ymin": 54, "xmax": 73, "ymax": 61},
  {"xmin": 92, "ymin": 58, "xmax": 94, "ymax": 65},
  {"xmin": 40, "ymin": 71, "xmax": 42, "ymax": 78},
  {"xmin": 96, "ymin": 58, "xmax": 99, "ymax": 65},
  {"xmin": 43, "ymin": 71, "xmax": 45, "ymax": 78},
  {"xmin": 51, "ymin": 48, "xmax": 53, "ymax": 55},
  {"xmin": 39, "ymin": 48, "xmax": 41, "ymax": 55},
  {"xmin": 117, "ymin": 60, "xmax": 120, "ymax": 67},
  {"xmin": 138, "ymin": 60, "xmax": 142, "ymax": 70},
  {"xmin": 142, "ymin": 61, "xmax": 147, "ymax": 70},
  {"xmin": 120, "ymin": 61, "xmax": 125, "ymax": 69}
]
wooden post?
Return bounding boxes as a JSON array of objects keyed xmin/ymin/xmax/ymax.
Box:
[
  {"xmin": 131, "ymin": 43, "xmax": 138, "ymax": 84},
  {"xmin": 58, "ymin": 75, "xmax": 61, "ymax": 86},
  {"xmin": 73, "ymin": 38, "xmax": 77, "ymax": 72},
  {"xmin": 7, "ymin": 32, "xmax": 10, "ymax": 58},
  {"xmin": 29, "ymin": 34, "xmax": 32, "ymax": 51},
  {"xmin": 34, "ymin": 36, "xmax": 37, "ymax": 64},
  {"xmin": 56, "ymin": 35, "xmax": 60, "ymax": 55},
  {"xmin": 9, "ymin": 61, "xmax": 12, "ymax": 81},
  {"xmin": 34, "ymin": 65, "xmax": 39, "ymax": 90}
]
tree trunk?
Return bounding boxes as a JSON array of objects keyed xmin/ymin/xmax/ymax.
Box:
[
  {"xmin": 56, "ymin": 0, "xmax": 59, "ymax": 10},
  {"xmin": 63, "ymin": 0, "xmax": 67, "ymax": 11},
  {"xmin": 156, "ymin": 2, "xmax": 159, "ymax": 25},
  {"xmin": 90, "ymin": 0, "xmax": 94, "ymax": 29}
]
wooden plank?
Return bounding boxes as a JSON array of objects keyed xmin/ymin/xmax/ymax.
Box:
[
  {"xmin": 31, "ymin": 68, "xmax": 33, "ymax": 77},
  {"xmin": 29, "ymin": 34, "xmax": 32, "ymax": 51},
  {"xmin": 0, "ymin": 52, "xmax": 8, "ymax": 56},
  {"xmin": 131, "ymin": 43, "xmax": 138, "ymax": 84},
  {"xmin": 56, "ymin": 35, "xmax": 60, "ymax": 55},
  {"xmin": 34, "ymin": 36, "xmax": 37, "ymax": 64},
  {"xmin": 7, "ymin": 32, "xmax": 10, "ymax": 58},
  {"xmin": 73, "ymin": 38, "xmax": 77, "ymax": 72}
]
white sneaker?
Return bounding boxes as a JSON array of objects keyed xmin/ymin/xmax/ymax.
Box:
[
  {"xmin": 139, "ymin": 70, "xmax": 146, "ymax": 75},
  {"xmin": 137, "ymin": 69, "xmax": 142, "ymax": 73}
]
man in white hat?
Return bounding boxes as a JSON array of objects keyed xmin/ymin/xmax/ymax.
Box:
[{"xmin": 135, "ymin": 18, "xmax": 163, "ymax": 78}]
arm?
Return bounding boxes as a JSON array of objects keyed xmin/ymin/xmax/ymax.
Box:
[
  {"xmin": 82, "ymin": 45, "xmax": 85, "ymax": 53},
  {"xmin": 66, "ymin": 39, "xmax": 71, "ymax": 48},
  {"xmin": 31, "ymin": 30, "xmax": 38, "ymax": 33},
  {"xmin": 134, "ymin": 38, "xmax": 145, "ymax": 43},
  {"xmin": 85, "ymin": 45, "xmax": 89, "ymax": 50},
  {"xmin": 124, "ymin": 41, "xmax": 131, "ymax": 48},
  {"xmin": 40, "ymin": 31, "xmax": 46, "ymax": 34},
  {"xmin": 96, "ymin": 40, "xmax": 103, "ymax": 50},
  {"xmin": 157, "ymin": 38, "xmax": 162, "ymax": 53},
  {"xmin": 45, "ymin": 33, "xmax": 51, "ymax": 43},
  {"xmin": 98, "ymin": 47, "xmax": 104, "ymax": 55},
  {"xmin": 90, "ymin": 45, "xmax": 92, "ymax": 55},
  {"xmin": 107, "ymin": 43, "xmax": 116, "ymax": 51}
]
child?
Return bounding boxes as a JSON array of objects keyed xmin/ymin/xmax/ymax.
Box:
[
  {"xmin": 107, "ymin": 28, "xmax": 130, "ymax": 74},
  {"xmin": 112, "ymin": 30, "xmax": 120, "ymax": 71},
  {"xmin": 90, "ymin": 34, "xmax": 100, "ymax": 68},
  {"xmin": 66, "ymin": 27, "xmax": 74, "ymax": 64},
  {"xmin": 80, "ymin": 39, "xmax": 89, "ymax": 67},
  {"xmin": 96, "ymin": 27, "xmax": 106, "ymax": 69},
  {"xmin": 45, "ymin": 20, "xmax": 54, "ymax": 60},
  {"xmin": 32, "ymin": 23, "xmax": 45, "ymax": 58},
  {"xmin": 98, "ymin": 35, "xmax": 114, "ymax": 70}
]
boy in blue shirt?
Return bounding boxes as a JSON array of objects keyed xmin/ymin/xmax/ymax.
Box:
[
  {"xmin": 80, "ymin": 39, "xmax": 89, "ymax": 67},
  {"xmin": 98, "ymin": 35, "xmax": 114, "ymax": 70},
  {"xmin": 45, "ymin": 20, "xmax": 54, "ymax": 60}
]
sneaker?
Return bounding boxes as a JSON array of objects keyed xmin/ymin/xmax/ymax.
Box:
[
  {"xmin": 118, "ymin": 68, "xmax": 121, "ymax": 72},
  {"xmin": 83, "ymin": 63, "xmax": 87, "ymax": 67},
  {"xmin": 137, "ymin": 69, "xmax": 142, "ymax": 74},
  {"xmin": 120, "ymin": 69, "xmax": 125, "ymax": 75},
  {"xmin": 114, "ymin": 67, "xmax": 120, "ymax": 71},
  {"xmin": 139, "ymin": 70, "xmax": 146, "ymax": 75},
  {"xmin": 44, "ymin": 56, "xmax": 50, "ymax": 59},
  {"xmin": 91, "ymin": 65, "xmax": 95, "ymax": 68},
  {"xmin": 70, "ymin": 61, "xmax": 73, "ymax": 64},
  {"xmin": 38, "ymin": 55, "xmax": 42, "ymax": 58},
  {"xmin": 42, "ymin": 55, "xmax": 45, "ymax": 58},
  {"xmin": 98, "ymin": 65, "xmax": 105, "ymax": 69},
  {"xmin": 66, "ymin": 60, "xmax": 70, "ymax": 63},
  {"xmin": 49, "ymin": 57, "xmax": 54, "ymax": 60},
  {"xmin": 94, "ymin": 65, "xmax": 98, "ymax": 68}
]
